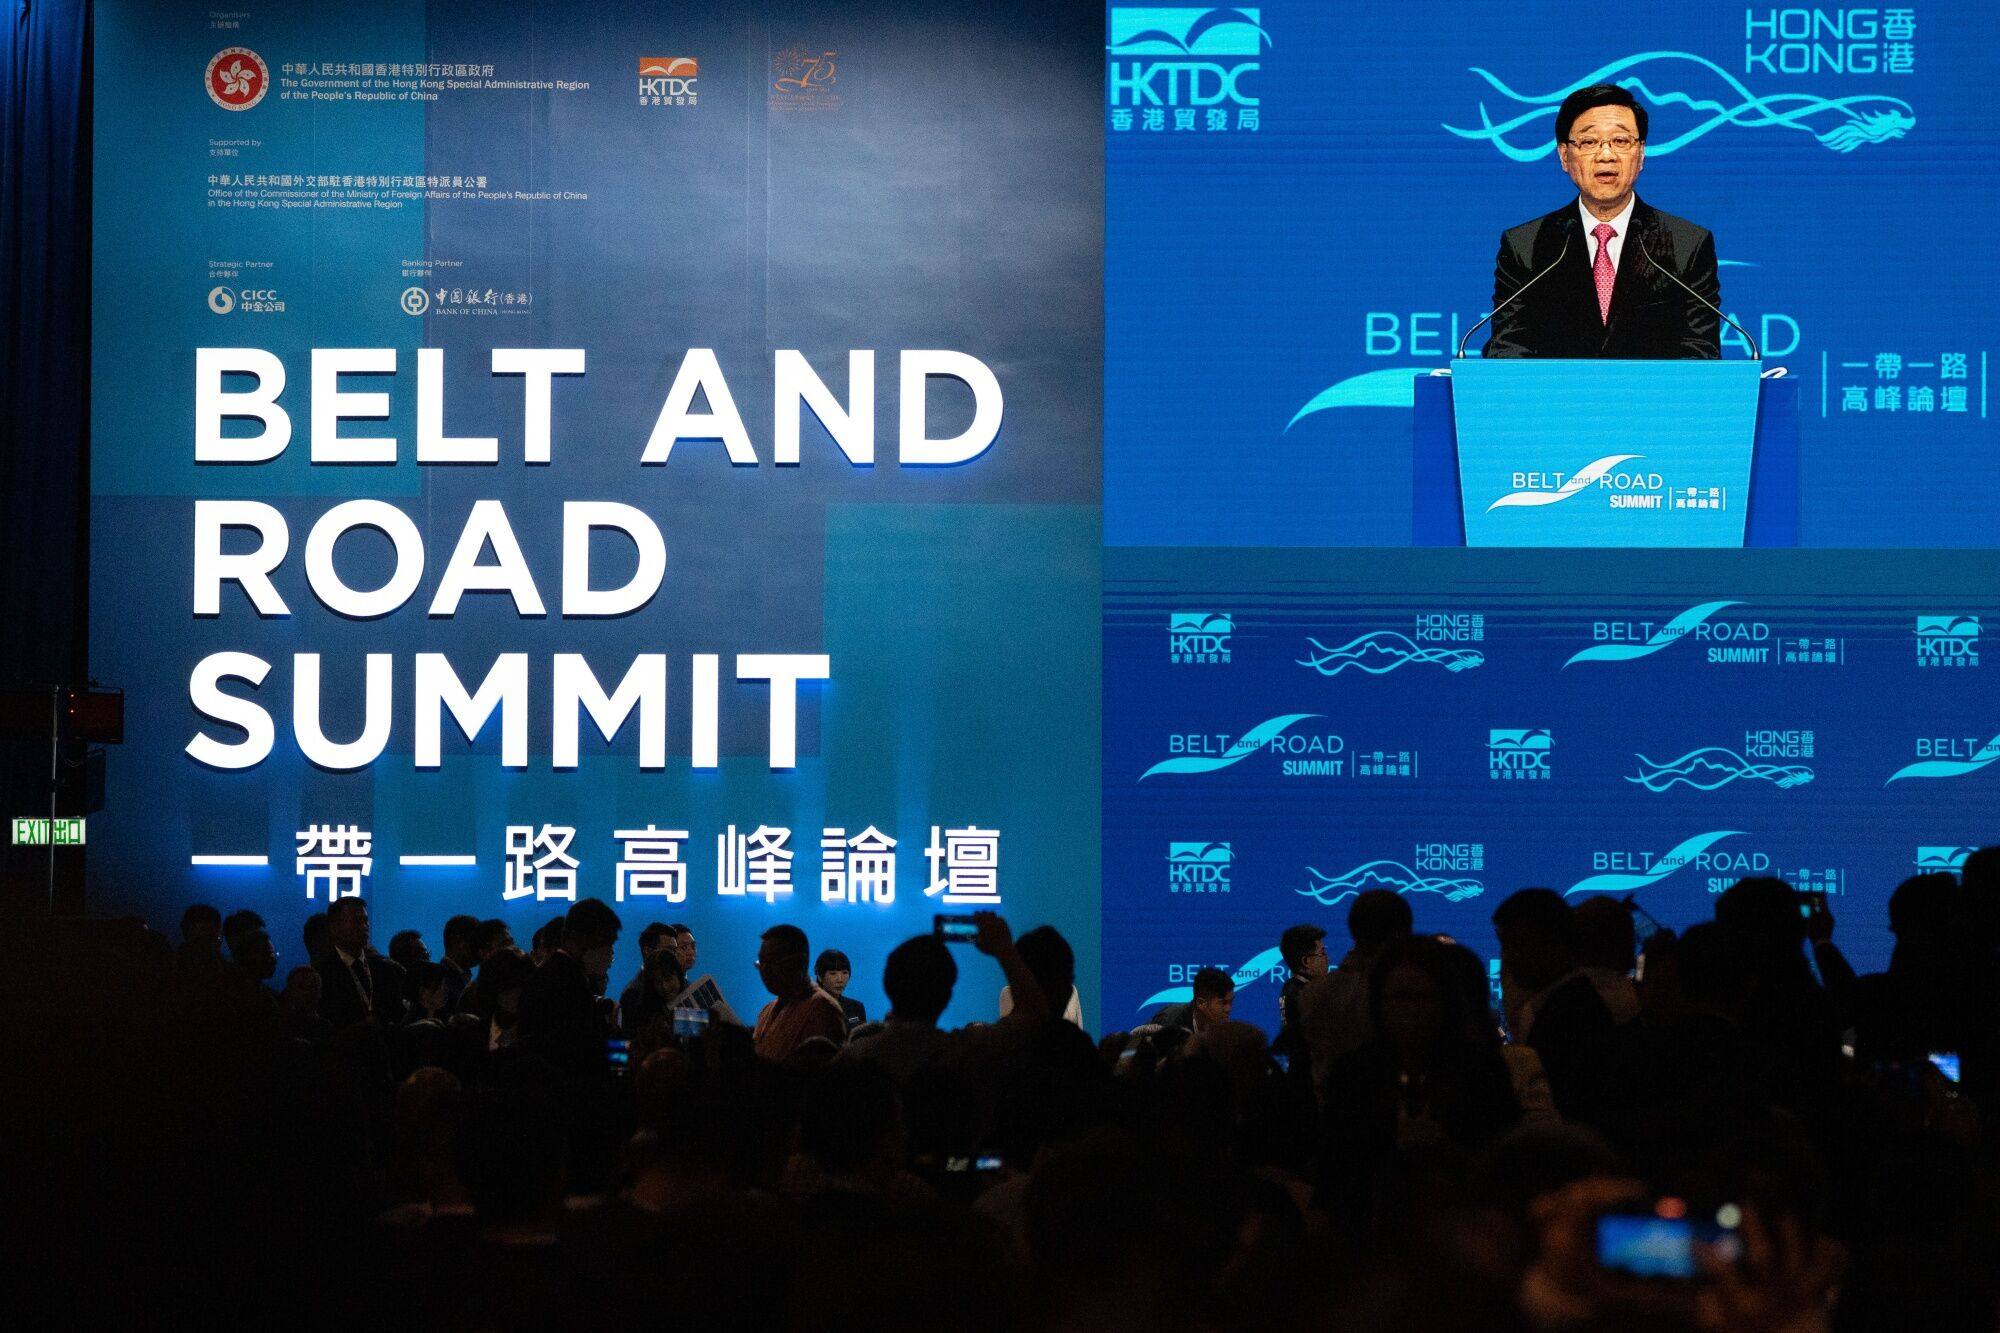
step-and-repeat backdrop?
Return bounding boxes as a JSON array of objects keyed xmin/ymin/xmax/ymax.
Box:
[
  {"xmin": 90, "ymin": 0, "xmax": 1102, "ymax": 1026},
  {"xmin": 1105, "ymin": 3, "xmax": 1999, "ymax": 1032}
]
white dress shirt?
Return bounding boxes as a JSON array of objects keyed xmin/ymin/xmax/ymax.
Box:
[{"xmin": 1578, "ymin": 195, "xmax": 1636, "ymax": 274}]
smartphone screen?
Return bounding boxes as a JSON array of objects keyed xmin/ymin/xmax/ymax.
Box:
[
  {"xmin": 1597, "ymin": 1214, "xmax": 1697, "ymax": 1278},
  {"xmin": 934, "ymin": 914, "xmax": 980, "ymax": 943}
]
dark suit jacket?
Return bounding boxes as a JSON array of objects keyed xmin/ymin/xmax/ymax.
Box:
[
  {"xmin": 314, "ymin": 950, "xmax": 409, "ymax": 1031},
  {"xmin": 1482, "ymin": 198, "xmax": 1721, "ymax": 359}
]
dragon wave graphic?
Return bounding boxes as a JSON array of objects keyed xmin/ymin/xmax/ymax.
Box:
[
  {"xmin": 1564, "ymin": 600, "xmax": 1741, "ymax": 667},
  {"xmin": 1298, "ymin": 860, "xmax": 1484, "ymax": 907},
  {"xmin": 1488, "ymin": 454, "xmax": 1644, "ymax": 510},
  {"xmin": 1629, "ymin": 747, "xmax": 1815, "ymax": 792},
  {"xmin": 1885, "ymin": 733, "xmax": 2000, "ymax": 784},
  {"xmin": 1444, "ymin": 51, "xmax": 1914, "ymax": 160},
  {"xmin": 1138, "ymin": 945, "xmax": 1284, "ymax": 1010},
  {"xmin": 1298, "ymin": 631, "xmax": 1484, "ymax": 676},
  {"xmin": 1566, "ymin": 830, "xmax": 1743, "ymax": 896},
  {"xmin": 1139, "ymin": 713, "xmax": 1321, "ymax": 779}
]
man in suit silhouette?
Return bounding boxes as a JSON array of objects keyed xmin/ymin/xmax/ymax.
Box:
[
  {"xmin": 313, "ymin": 896, "xmax": 408, "ymax": 1030},
  {"xmin": 1483, "ymin": 84, "xmax": 1721, "ymax": 360}
]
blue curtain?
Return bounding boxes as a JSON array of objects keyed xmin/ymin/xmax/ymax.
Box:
[{"xmin": 2, "ymin": 0, "xmax": 90, "ymax": 909}]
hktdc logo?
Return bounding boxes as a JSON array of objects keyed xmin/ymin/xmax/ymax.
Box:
[
  {"xmin": 1916, "ymin": 615, "xmax": 1979, "ymax": 668},
  {"xmin": 1166, "ymin": 841, "xmax": 1232, "ymax": 893},
  {"xmin": 1107, "ymin": 7, "xmax": 1268, "ymax": 132},
  {"xmin": 638, "ymin": 56, "xmax": 698, "ymax": 107},
  {"xmin": 206, "ymin": 48, "xmax": 270, "ymax": 111},
  {"xmin": 1488, "ymin": 729, "xmax": 1551, "ymax": 780},
  {"xmin": 1168, "ymin": 612, "xmax": 1232, "ymax": 665}
]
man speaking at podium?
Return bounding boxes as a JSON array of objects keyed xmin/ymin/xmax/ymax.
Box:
[{"xmin": 1482, "ymin": 84, "xmax": 1721, "ymax": 359}]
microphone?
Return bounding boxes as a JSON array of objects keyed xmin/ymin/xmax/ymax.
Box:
[
  {"xmin": 1456, "ymin": 232, "xmax": 1571, "ymax": 358},
  {"xmin": 1633, "ymin": 235, "xmax": 1760, "ymax": 360}
]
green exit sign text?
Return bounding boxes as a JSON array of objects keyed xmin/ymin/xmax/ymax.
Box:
[{"xmin": 11, "ymin": 817, "xmax": 86, "ymax": 846}]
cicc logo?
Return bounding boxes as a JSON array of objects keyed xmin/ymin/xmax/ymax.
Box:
[
  {"xmin": 1107, "ymin": 7, "xmax": 1267, "ymax": 131},
  {"xmin": 1141, "ymin": 714, "xmax": 1344, "ymax": 779},
  {"xmin": 1568, "ymin": 830, "xmax": 1745, "ymax": 896},
  {"xmin": 1565, "ymin": 600, "xmax": 1769, "ymax": 667},
  {"xmin": 1916, "ymin": 615, "xmax": 1979, "ymax": 668},
  {"xmin": 1167, "ymin": 841, "xmax": 1232, "ymax": 893},
  {"xmin": 1298, "ymin": 630, "xmax": 1483, "ymax": 676},
  {"xmin": 1298, "ymin": 849, "xmax": 1485, "ymax": 908},
  {"xmin": 1138, "ymin": 946, "xmax": 1283, "ymax": 1010},
  {"xmin": 1169, "ymin": 612, "xmax": 1233, "ymax": 665},
  {"xmin": 1444, "ymin": 51, "xmax": 1913, "ymax": 161},
  {"xmin": 1629, "ymin": 747, "xmax": 1814, "ymax": 792},
  {"xmin": 1885, "ymin": 732, "xmax": 2000, "ymax": 784},
  {"xmin": 1915, "ymin": 846, "xmax": 1976, "ymax": 874},
  {"xmin": 207, "ymin": 286, "xmax": 235, "ymax": 314},
  {"xmin": 206, "ymin": 48, "xmax": 270, "ymax": 111},
  {"xmin": 1488, "ymin": 729, "xmax": 1552, "ymax": 780},
  {"xmin": 638, "ymin": 56, "xmax": 698, "ymax": 107}
]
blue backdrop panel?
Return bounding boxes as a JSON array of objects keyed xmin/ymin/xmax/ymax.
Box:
[
  {"xmin": 1105, "ymin": 546, "xmax": 2000, "ymax": 1034},
  {"xmin": 1106, "ymin": 2, "xmax": 1999, "ymax": 548},
  {"xmin": 89, "ymin": 0, "xmax": 1102, "ymax": 1027}
]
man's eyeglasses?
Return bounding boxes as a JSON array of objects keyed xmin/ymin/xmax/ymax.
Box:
[{"xmin": 1566, "ymin": 135, "xmax": 1641, "ymax": 155}]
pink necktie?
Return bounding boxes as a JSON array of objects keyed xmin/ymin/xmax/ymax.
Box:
[{"xmin": 1592, "ymin": 223, "xmax": 1616, "ymax": 323}]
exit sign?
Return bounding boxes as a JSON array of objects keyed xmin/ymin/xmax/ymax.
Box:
[{"xmin": 11, "ymin": 817, "xmax": 86, "ymax": 846}]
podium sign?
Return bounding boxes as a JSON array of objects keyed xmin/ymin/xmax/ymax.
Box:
[{"xmin": 1450, "ymin": 359, "xmax": 1764, "ymax": 547}]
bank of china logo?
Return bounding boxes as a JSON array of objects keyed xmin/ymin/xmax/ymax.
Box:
[
  {"xmin": 1169, "ymin": 612, "xmax": 1232, "ymax": 665},
  {"xmin": 206, "ymin": 48, "xmax": 269, "ymax": 111},
  {"xmin": 1299, "ymin": 859, "xmax": 1483, "ymax": 908},
  {"xmin": 1630, "ymin": 747, "xmax": 1814, "ymax": 792},
  {"xmin": 1489, "ymin": 729, "xmax": 1551, "ymax": 780},
  {"xmin": 1885, "ymin": 732, "xmax": 2000, "ymax": 785},
  {"xmin": 1140, "ymin": 713, "xmax": 1333, "ymax": 779},
  {"xmin": 1298, "ymin": 630, "xmax": 1483, "ymax": 676},
  {"xmin": 1138, "ymin": 946, "xmax": 1283, "ymax": 1010},
  {"xmin": 1564, "ymin": 600, "xmax": 1740, "ymax": 668},
  {"xmin": 1488, "ymin": 454, "xmax": 1647, "ymax": 510},
  {"xmin": 639, "ymin": 56, "xmax": 697, "ymax": 106},
  {"xmin": 1167, "ymin": 842, "xmax": 1232, "ymax": 893},
  {"xmin": 1567, "ymin": 830, "xmax": 1742, "ymax": 897},
  {"xmin": 1916, "ymin": 616, "xmax": 1979, "ymax": 667},
  {"xmin": 1445, "ymin": 53, "xmax": 1912, "ymax": 160},
  {"xmin": 1915, "ymin": 846, "xmax": 1976, "ymax": 873},
  {"xmin": 207, "ymin": 286, "xmax": 235, "ymax": 315},
  {"xmin": 399, "ymin": 286, "xmax": 430, "ymax": 317}
]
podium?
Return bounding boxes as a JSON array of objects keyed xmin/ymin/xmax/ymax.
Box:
[{"xmin": 1412, "ymin": 361, "xmax": 1800, "ymax": 547}]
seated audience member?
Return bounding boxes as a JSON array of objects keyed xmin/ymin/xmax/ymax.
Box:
[
  {"xmin": 752, "ymin": 924, "xmax": 849, "ymax": 1061},
  {"xmin": 1714, "ymin": 875, "xmax": 1844, "ymax": 1112},
  {"xmin": 619, "ymin": 922, "xmax": 678, "ymax": 1022},
  {"xmin": 280, "ymin": 964, "xmax": 333, "ymax": 1045},
  {"xmin": 1302, "ymin": 889, "xmax": 1415, "ymax": 1099},
  {"xmin": 519, "ymin": 897, "xmax": 622, "ymax": 1074},
  {"xmin": 1571, "ymin": 897, "xmax": 1640, "ymax": 1025},
  {"xmin": 314, "ymin": 897, "xmax": 409, "ymax": 1030},
  {"xmin": 455, "ymin": 921, "xmax": 519, "ymax": 1020},
  {"xmin": 1492, "ymin": 888, "xmax": 1615, "ymax": 1128},
  {"xmin": 438, "ymin": 914, "xmax": 480, "ymax": 1011},
  {"xmin": 1153, "ymin": 967, "xmax": 1235, "ymax": 1035},
  {"xmin": 180, "ymin": 902, "xmax": 222, "ymax": 947},
  {"xmin": 1318, "ymin": 935, "xmax": 1521, "ymax": 1224},
  {"xmin": 815, "ymin": 948, "xmax": 868, "ymax": 1031},
  {"xmin": 389, "ymin": 928, "xmax": 431, "ymax": 972},
  {"xmin": 406, "ymin": 962, "xmax": 452, "ymax": 1024},
  {"xmin": 620, "ymin": 946, "xmax": 688, "ymax": 1039},
  {"xmin": 225, "ymin": 924, "xmax": 280, "ymax": 991},
  {"xmin": 477, "ymin": 949, "xmax": 533, "ymax": 1053},
  {"xmin": 220, "ymin": 908, "xmax": 266, "ymax": 956},
  {"xmin": 302, "ymin": 911, "xmax": 331, "ymax": 964},
  {"xmin": 1275, "ymin": 923, "xmax": 1329, "ymax": 1065},
  {"xmin": 842, "ymin": 935, "xmax": 958, "ymax": 1085},
  {"xmin": 1000, "ymin": 976, "xmax": 1086, "ymax": 1028},
  {"xmin": 670, "ymin": 923, "xmax": 698, "ymax": 974},
  {"xmin": 1853, "ymin": 872, "xmax": 1967, "ymax": 1063},
  {"xmin": 528, "ymin": 915, "xmax": 565, "ymax": 968}
]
